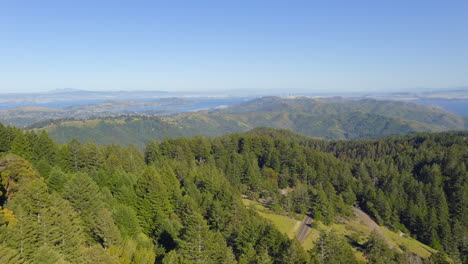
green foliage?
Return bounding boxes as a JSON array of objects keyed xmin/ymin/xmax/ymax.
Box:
[
  {"xmin": 47, "ymin": 167, "xmax": 70, "ymax": 193},
  {"xmin": 135, "ymin": 166, "xmax": 172, "ymax": 235},
  {"xmin": 0, "ymin": 244, "xmax": 22, "ymax": 264},
  {"xmin": 0, "ymin": 124, "xmax": 20, "ymax": 153},
  {"xmin": 63, "ymin": 173, "xmax": 103, "ymax": 217},
  {"xmin": 364, "ymin": 230, "xmax": 400, "ymax": 264},
  {"xmin": 31, "ymin": 245, "xmax": 69, "ymax": 264},
  {"xmin": 32, "ymin": 130, "xmax": 58, "ymax": 162},
  {"xmin": 47, "ymin": 193, "xmax": 85, "ymax": 263},
  {"xmin": 0, "ymin": 122, "xmax": 466, "ymax": 263},
  {"xmin": 0, "ymin": 154, "xmax": 41, "ymax": 203},
  {"xmin": 283, "ymin": 240, "xmax": 309, "ymax": 264},
  {"xmin": 112, "ymin": 204, "xmax": 141, "ymax": 238},
  {"xmin": 177, "ymin": 212, "xmax": 231, "ymax": 264},
  {"xmin": 81, "ymin": 245, "xmax": 119, "ymax": 264},
  {"xmin": 41, "ymin": 97, "xmax": 466, "ymax": 148},
  {"xmin": 94, "ymin": 208, "xmax": 122, "ymax": 248},
  {"xmin": 162, "ymin": 250, "xmax": 183, "ymax": 264},
  {"xmin": 312, "ymin": 231, "xmax": 358, "ymax": 264},
  {"xmin": 10, "ymin": 133, "xmax": 33, "ymax": 160}
]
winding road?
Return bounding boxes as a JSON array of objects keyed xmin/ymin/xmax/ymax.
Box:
[
  {"xmin": 352, "ymin": 207, "xmax": 393, "ymax": 248},
  {"xmin": 296, "ymin": 214, "xmax": 313, "ymax": 242}
]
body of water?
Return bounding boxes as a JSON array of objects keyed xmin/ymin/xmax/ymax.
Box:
[
  {"xmin": 0, "ymin": 97, "xmax": 253, "ymax": 113},
  {"xmin": 414, "ymin": 99, "xmax": 468, "ymax": 116}
]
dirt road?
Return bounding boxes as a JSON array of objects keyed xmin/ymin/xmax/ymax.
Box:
[{"xmin": 352, "ymin": 207, "xmax": 393, "ymax": 248}]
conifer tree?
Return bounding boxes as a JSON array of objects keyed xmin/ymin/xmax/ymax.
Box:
[
  {"xmin": 47, "ymin": 167, "xmax": 70, "ymax": 193},
  {"xmin": 47, "ymin": 194, "xmax": 84, "ymax": 263},
  {"xmin": 144, "ymin": 141, "xmax": 161, "ymax": 165},
  {"xmin": 162, "ymin": 250, "xmax": 182, "ymax": 264},
  {"xmin": 135, "ymin": 167, "xmax": 172, "ymax": 234},
  {"xmin": 94, "ymin": 208, "xmax": 122, "ymax": 248},
  {"xmin": 32, "ymin": 130, "xmax": 57, "ymax": 163},
  {"xmin": 312, "ymin": 231, "xmax": 358, "ymax": 264},
  {"xmin": 364, "ymin": 230, "xmax": 396, "ymax": 264},
  {"xmin": 283, "ymin": 240, "xmax": 309, "ymax": 264},
  {"xmin": 10, "ymin": 133, "xmax": 33, "ymax": 160},
  {"xmin": 112, "ymin": 204, "xmax": 141, "ymax": 238},
  {"xmin": 81, "ymin": 245, "xmax": 119, "ymax": 264},
  {"xmin": 0, "ymin": 154, "xmax": 40, "ymax": 202},
  {"xmin": 31, "ymin": 245, "xmax": 68, "ymax": 264},
  {"xmin": 63, "ymin": 173, "xmax": 104, "ymax": 239},
  {"xmin": 178, "ymin": 212, "xmax": 216, "ymax": 264},
  {"xmin": 0, "ymin": 244, "xmax": 22, "ymax": 264}
]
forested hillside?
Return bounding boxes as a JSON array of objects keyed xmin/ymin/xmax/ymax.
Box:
[
  {"xmin": 0, "ymin": 122, "xmax": 466, "ymax": 263},
  {"xmin": 215, "ymin": 97, "xmax": 465, "ymax": 130},
  {"xmin": 35, "ymin": 97, "xmax": 466, "ymax": 148}
]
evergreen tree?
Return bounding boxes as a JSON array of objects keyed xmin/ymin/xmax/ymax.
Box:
[
  {"xmin": 312, "ymin": 231, "xmax": 358, "ymax": 264},
  {"xmin": 94, "ymin": 208, "xmax": 122, "ymax": 248},
  {"xmin": 178, "ymin": 212, "xmax": 217, "ymax": 264},
  {"xmin": 7, "ymin": 179, "xmax": 50, "ymax": 259},
  {"xmin": 162, "ymin": 250, "xmax": 182, "ymax": 264},
  {"xmin": 364, "ymin": 230, "xmax": 397, "ymax": 264},
  {"xmin": 31, "ymin": 245, "xmax": 68, "ymax": 264},
  {"xmin": 47, "ymin": 194, "xmax": 84, "ymax": 263},
  {"xmin": 63, "ymin": 173, "xmax": 103, "ymax": 215},
  {"xmin": 283, "ymin": 240, "xmax": 309, "ymax": 264},
  {"xmin": 238, "ymin": 244, "xmax": 257, "ymax": 264},
  {"xmin": 0, "ymin": 124, "xmax": 18, "ymax": 153},
  {"xmin": 63, "ymin": 173, "xmax": 104, "ymax": 240},
  {"xmin": 81, "ymin": 245, "xmax": 119, "ymax": 264},
  {"xmin": 112, "ymin": 204, "xmax": 141, "ymax": 238},
  {"xmin": 47, "ymin": 167, "xmax": 70, "ymax": 193},
  {"xmin": 135, "ymin": 166, "xmax": 172, "ymax": 234},
  {"xmin": 0, "ymin": 154, "xmax": 41, "ymax": 202},
  {"xmin": 32, "ymin": 130, "xmax": 57, "ymax": 163},
  {"xmin": 0, "ymin": 244, "xmax": 22, "ymax": 264},
  {"xmin": 10, "ymin": 133, "xmax": 33, "ymax": 160}
]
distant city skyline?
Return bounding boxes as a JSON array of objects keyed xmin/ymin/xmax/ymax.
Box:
[{"xmin": 1, "ymin": 0, "xmax": 468, "ymax": 93}]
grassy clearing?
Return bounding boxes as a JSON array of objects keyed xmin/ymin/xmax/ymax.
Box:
[
  {"xmin": 242, "ymin": 199, "xmax": 300, "ymax": 239},
  {"xmin": 309, "ymin": 216, "xmax": 436, "ymax": 260},
  {"xmin": 381, "ymin": 226, "xmax": 436, "ymax": 258},
  {"xmin": 241, "ymin": 198, "xmax": 436, "ymax": 261}
]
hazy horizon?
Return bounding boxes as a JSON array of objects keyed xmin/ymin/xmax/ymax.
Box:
[{"xmin": 1, "ymin": 86, "xmax": 467, "ymax": 96}]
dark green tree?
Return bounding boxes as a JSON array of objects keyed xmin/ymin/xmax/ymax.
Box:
[
  {"xmin": 312, "ymin": 231, "xmax": 358, "ymax": 264},
  {"xmin": 10, "ymin": 133, "xmax": 33, "ymax": 160},
  {"xmin": 135, "ymin": 167, "xmax": 172, "ymax": 234}
]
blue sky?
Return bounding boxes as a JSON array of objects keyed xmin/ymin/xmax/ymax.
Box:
[{"xmin": 1, "ymin": 0, "xmax": 467, "ymax": 93}]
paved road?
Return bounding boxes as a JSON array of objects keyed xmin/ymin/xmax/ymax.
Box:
[{"xmin": 296, "ymin": 214, "xmax": 313, "ymax": 242}]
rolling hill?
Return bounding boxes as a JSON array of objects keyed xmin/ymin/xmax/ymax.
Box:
[{"xmin": 32, "ymin": 96, "xmax": 466, "ymax": 147}]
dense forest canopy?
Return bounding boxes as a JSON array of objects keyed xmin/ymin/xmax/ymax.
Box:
[{"xmin": 0, "ymin": 122, "xmax": 466, "ymax": 263}]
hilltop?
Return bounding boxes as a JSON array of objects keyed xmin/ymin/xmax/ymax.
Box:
[{"xmin": 29, "ymin": 96, "xmax": 466, "ymax": 147}]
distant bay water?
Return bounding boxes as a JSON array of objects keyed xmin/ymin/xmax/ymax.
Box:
[
  {"xmin": 0, "ymin": 97, "xmax": 253, "ymax": 113},
  {"xmin": 413, "ymin": 99, "xmax": 468, "ymax": 116}
]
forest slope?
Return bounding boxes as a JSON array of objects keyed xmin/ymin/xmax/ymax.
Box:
[
  {"xmin": 35, "ymin": 96, "xmax": 466, "ymax": 147},
  {"xmin": 0, "ymin": 122, "xmax": 465, "ymax": 263}
]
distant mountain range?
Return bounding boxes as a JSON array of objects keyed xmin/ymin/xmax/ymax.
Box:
[
  {"xmin": 364, "ymin": 87, "xmax": 468, "ymax": 115},
  {"xmin": 29, "ymin": 96, "xmax": 466, "ymax": 148},
  {"xmin": 0, "ymin": 98, "xmax": 194, "ymax": 127},
  {"xmin": 0, "ymin": 89, "xmax": 170, "ymax": 108}
]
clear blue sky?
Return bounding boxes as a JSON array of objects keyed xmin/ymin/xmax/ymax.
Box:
[{"xmin": 1, "ymin": 0, "xmax": 467, "ymax": 93}]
